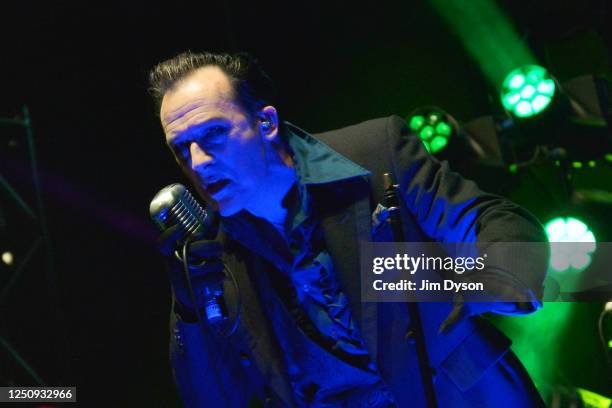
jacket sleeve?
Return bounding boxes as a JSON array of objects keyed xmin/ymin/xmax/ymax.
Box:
[
  {"xmin": 169, "ymin": 297, "xmax": 257, "ymax": 407},
  {"xmin": 385, "ymin": 115, "xmax": 548, "ymax": 313}
]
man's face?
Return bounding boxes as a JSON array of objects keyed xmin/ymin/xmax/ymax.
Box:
[{"xmin": 160, "ymin": 66, "xmax": 271, "ymax": 216}]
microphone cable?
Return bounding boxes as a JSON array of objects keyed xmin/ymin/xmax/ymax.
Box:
[{"xmin": 181, "ymin": 238, "xmax": 242, "ymax": 338}]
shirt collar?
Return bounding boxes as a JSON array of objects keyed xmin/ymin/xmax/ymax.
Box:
[
  {"xmin": 220, "ymin": 122, "xmax": 371, "ymax": 240},
  {"xmin": 284, "ymin": 122, "xmax": 371, "ymax": 185}
]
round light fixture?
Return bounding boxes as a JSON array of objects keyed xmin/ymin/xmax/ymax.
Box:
[{"xmin": 501, "ymin": 65, "xmax": 556, "ymax": 118}]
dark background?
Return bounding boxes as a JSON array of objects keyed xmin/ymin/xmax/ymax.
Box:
[{"xmin": 0, "ymin": 1, "xmax": 610, "ymax": 406}]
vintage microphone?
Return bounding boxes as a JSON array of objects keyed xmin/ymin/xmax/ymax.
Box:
[
  {"xmin": 383, "ymin": 173, "xmax": 438, "ymax": 408},
  {"xmin": 149, "ymin": 183, "xmax": 230, "ymax": 327},
  {"xmin": 149, "ymin": 183, "xmax": 215, "ymax": 253}
]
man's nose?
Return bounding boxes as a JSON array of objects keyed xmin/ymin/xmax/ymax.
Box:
[{"xmin": 189, "ymin": 142, "xmax": 213, "ymax": 169}]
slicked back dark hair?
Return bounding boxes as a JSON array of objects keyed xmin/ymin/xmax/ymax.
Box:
[{"xmin": 148, "ymin": 51, "xmax": 278, "ymax": 120}]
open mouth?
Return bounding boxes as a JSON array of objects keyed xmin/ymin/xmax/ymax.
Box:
[{"xmin": 206, "ymin": 179, "xmax": 230, "ymax": 196}]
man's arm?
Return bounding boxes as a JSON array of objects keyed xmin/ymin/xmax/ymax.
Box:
[
  {"xmin": 386, "ymin": 115, "xmax": 548, "ymax": 314},
  {"xmin": 168, "ymin": 295, "xmax": 255, "ymax": 407},
  {"xmin": 157, "ymin": 227, "xmax": 257, "ymax": 407}
]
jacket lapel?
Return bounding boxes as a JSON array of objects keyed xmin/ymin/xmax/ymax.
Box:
[
  {"xmin": 315, "ymin": 177, "xmax": 379, "ymax": 361},
  {"xmin": 218, "ymin": 175, "xmax": 381, "ymax": 403},
  {"xmin": 220, "ymin": 233, "xmax": 297, "ymax": 406}
]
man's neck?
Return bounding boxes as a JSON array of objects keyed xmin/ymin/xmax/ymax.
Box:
[{"xmin": 244, "ymin": 147, "xmax": 297, "ymax": 229}]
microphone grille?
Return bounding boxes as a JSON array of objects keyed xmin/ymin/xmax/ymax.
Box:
[{"xmin": 150, "ymin": 183, "xmax": 210, "ymax": 240}]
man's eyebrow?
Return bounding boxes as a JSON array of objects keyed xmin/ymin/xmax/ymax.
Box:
[{"xmin": 167, "ymin": 118, "xmax": 228, "ymax": 146}]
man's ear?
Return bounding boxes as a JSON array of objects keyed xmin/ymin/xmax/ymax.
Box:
[{"xmin": 258, "ymin": 105, "xmax": 279, "ymax": 141}]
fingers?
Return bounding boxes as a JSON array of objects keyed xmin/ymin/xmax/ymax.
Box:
[
  {"xmin": 189, "ymin": 240, "xmax": 223, "ymax": 258},
  {"xmin": 157, "ymin": 224, "xmax": 222, "ymax": 259},
  {"xmin": 167, "ymin": 243, "xmax": 225, "ymax": 280},
  {"xmin": 187, "ymin": 259, "xmax": 225, "ymax": 278},
  {"xmin": 158, "ymin": 225, "xmax": 186, "ymax": 257}
]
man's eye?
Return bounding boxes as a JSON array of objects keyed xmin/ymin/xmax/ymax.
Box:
[
  {"xmin": 201, "ymin": 126, "xmax": 227, "ymax": 143},
  {"xmin": 174, "ymin": 142, "xmax": 191, "ymax": 160},
  {"xmin": 172, "ymin": 126, "xmax": 227, "ymax": 160}
]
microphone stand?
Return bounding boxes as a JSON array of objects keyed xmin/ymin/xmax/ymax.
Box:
[{"xmin": 383, "ymin": 173, "xmax": 438, "ymax": 408}]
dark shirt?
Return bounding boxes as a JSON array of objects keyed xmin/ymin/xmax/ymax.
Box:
[{"xmin": 222, "ymin": 123, "xmax": 396, "ymax": 407}]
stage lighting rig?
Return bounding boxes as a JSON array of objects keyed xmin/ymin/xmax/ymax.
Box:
[
  {"xmin": 544, "ymin": 217, "xmax": 597, "ymax": 274},
  {"xmin": 497, "ymin": 69, "xmax": 611, "ymax": 164},
  {"xmin": 1, "ymin": 106, "xmax": 66, "ymax": 383},
  {"xmin": 501, "ymin": 65, "xmax": 556, "ymax": 118},
  {"xmin": 408, "ymin": 107, "xmax": 456, "ymax": 154}
]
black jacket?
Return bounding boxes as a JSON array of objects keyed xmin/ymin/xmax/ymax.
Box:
[{"xmin": 168, "ymin": 116, "xmax": 547, "ymax": 407}]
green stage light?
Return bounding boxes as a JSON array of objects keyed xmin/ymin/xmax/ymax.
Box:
[
  {"xmin": 501, "ymin": 65, "xmax": 555, "ymax": 118},
  {"xmin": 545, "ymin": 217, "xmax": 596, "ymax": 273},
  {"xmin": 576, "ymin": 388, "xmax": 611, "ymax": 408},
  {"xmin": 408, "ymin": 109, "xmax": 455, "ymax": 154}
]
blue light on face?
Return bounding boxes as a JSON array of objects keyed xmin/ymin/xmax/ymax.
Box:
[{"xmin": 171, "ymin": 123, "xmax": 230, "ymax": 164}]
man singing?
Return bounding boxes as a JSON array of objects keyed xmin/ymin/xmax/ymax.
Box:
[{"xmin": 149, "ymin": 51, "xmax": 547, "ymax": 407}]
